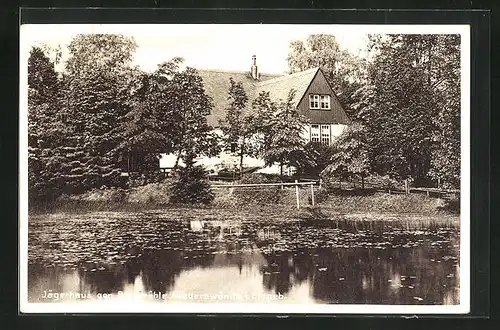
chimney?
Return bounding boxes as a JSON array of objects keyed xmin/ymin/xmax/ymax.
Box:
[{"xmin": 250, "ymin": 55, "xmax": 259, "ymax": 80}]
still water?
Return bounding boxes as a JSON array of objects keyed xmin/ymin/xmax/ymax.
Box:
[{"xmin": 28, "ymin": 209, "xmax": 460, "ymax": 305}]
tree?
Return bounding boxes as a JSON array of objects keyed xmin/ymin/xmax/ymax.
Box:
[
  {"xmin": 28, "ymin": 46, "xmax": 69, "ymax": 202},
  {"xmin": 115, "ymin": 63, "xmax": 176, "ymax": 179},
  {"xmin": 293, "ymin": 142, "xmax": 336, "ymax": 178},
  {"xmin": 355, "ymin": 34, "xmax": 440, "ymax": 191},
  {"xmin": 253, "ymin": 89, "xmax": 309, "ymax": 179},
  {"xmin": 321, "ymin": 123, "xmax": 371, "ymax": 189},
  {"xmin": 426, "ymin": 35, "xmax": 461, "ymax": 188},
  {"xmin": 220, "ymin": 78, "xmax": 257, "ymax": 175},
  {"xmin": 63, "ymin": 34, "xmax": 138, "ymax": 190},
  {"xmin": 169, "ymin": 151, "xmax": 214, "ymax": 205},
  {"xmin": 165, "ymin": 65, "xmax": 221, "ymax": 167},
  {"xmin": 287, "ymin": 34, "xmax": 368, "ymax": 119}
]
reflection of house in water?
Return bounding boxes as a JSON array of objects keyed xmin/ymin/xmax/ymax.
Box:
[{"xmin": 190, "ymin": 220, "xmax": 242, "ymax": 240}]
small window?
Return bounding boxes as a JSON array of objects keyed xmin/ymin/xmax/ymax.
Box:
[
  {"xmin": 311, "ymin": 125, "xmax": 320, "ymax": 143},
  {"xmin": 309, "ymin": 95, "xmax": 320, "ymax": 109},
  {"xmin": 309, "ymin": 94, "xmax": 331, "ymax": 110},
  {"xmin": 320, "ymin": 125, "xmax": 330, "ymax": 145},
  {"xmin": 320, "ymin": 95, "xmax": 330, "ymax": 109}
]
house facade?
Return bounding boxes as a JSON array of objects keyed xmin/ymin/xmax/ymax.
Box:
[{"xmin": 159, "ymin": 56, "xmax": 350, "ymax": 174}]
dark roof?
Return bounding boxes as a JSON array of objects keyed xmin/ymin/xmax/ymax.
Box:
[
  {"xmin": 197, "ymin": 69, "xmax": 282, "ymax": 126},
  {"xmin": 197, "ymin": 67, "xmax": 343, "ymax": 127},
  {"xmin": 254, "ymin": 67, "xmax": 319, "ymax": 108}
]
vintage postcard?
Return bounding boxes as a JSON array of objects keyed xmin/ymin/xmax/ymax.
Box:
[{"xmin": 19, "ymin": 23, "xmax": 470, "ymax": 314}]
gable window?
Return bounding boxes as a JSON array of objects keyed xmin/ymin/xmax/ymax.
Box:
[
  {"xmin": 320, "ymin": 95, "xmax": 330, "ymax": 109},
  {"xmin": 309, "ymin": 94, "xmax": 331, "ymax": 110},
  {"xmin": 320, "ymin": 125, "xmax": 331, "ymax": 145},
  {"xmin": 311, "ymin": 125, "xmax": 320, "ymax": 143},
  {"xmin": 309, "ymin": 95, "xmax": 320, "ymax": 109}
]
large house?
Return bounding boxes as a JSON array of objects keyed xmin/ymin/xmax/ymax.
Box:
[{"xmin": 159, "ymin": 56, "xmax": 350, "ymax": 174}]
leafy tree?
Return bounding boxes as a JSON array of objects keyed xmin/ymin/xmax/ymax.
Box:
[
  {"xmin": 116, "ymin": 57, "xmax": 220, "ymax": 177},
  {"xmin": 115, "ymin": 65, "xmax": 174, "ymax": 179},
  {"xmin": 253, "ymin": 90, "xmax": 309, "ymax": 179},
  {"xmin": 220, "ymin": 78, "xmax": 258, "ymax": 174},
  {"xmin": 287, "ymin": 34, "xmax": 368, "ymax": 119},
  {"xmin": 293, "ymin": 142, "xmax": 336, "ymax": 178},
  {"xmin": 153, "ymin": 63, "xmax": 220, "ymax": 167},
  {"xmin": 426, "ymin": 35, "xmax": 461, "ymax": 188},
  {"xmin": 354, "ymin": 34, "xmax": 461, "ymax": 189},
  {"xmin": 355, "ymin": 34, "xmax": 439, "ymax": 190},
  {"xmin": 321, "ymin": 123, "xmax": 371, "ymax": 189}
]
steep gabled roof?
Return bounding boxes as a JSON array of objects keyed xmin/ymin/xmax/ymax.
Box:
[
  {"xmin": 197, "ymin": 69, "xmax": 282, "ymax": 126},
  {"xmin": 197, "ymin": 67, "xmax": 345, "ymax": 127},
  {"xmin": 254, "ymin": 67, "xmax": 319, "ymax": 108}
]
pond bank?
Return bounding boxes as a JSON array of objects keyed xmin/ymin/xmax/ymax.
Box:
[{"xmin": 29, "ymin": 184, "xmax": 460, "ymax": 222}]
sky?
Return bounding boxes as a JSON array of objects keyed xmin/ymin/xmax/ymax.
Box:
[{"xmin": 21, "ymin": 24, "xmax": 467, "ymax": 74}]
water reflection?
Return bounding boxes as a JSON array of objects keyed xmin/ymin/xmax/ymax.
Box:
[{"xmin": 28, "ymin": 211, "xmax": 459, "ymax": 305}]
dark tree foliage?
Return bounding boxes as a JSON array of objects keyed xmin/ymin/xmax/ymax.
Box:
[
  {"xmin": 252, "ymin": 90, "xmax": 309, "ymax": 179},
  {"xmin": 293, "ymin": 142, "xmax": 337, "ymax": 178},
  {"xmin": 28, "ymin": 46, "xmax": 69, "ymax": 202},
  {"xmin": 220, "ymin": 78, "xmax": 256, "ymax": 174},
  {"xmin": 169, "ymin": 152, "xmax": 214, "ymax": 205},
  {"xmin": 321, "ymin": 123, "xmax": 371, "ymax": 188},
  {"xmin": 63, "ymin": 34, "xmax": 139, "ymax": 190},
  {"xmin": 356, "ymin": 35, "xmax": 440, "ymax": 183}
]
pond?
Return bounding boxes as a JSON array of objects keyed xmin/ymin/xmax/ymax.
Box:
[{"xmin": 27, "ymin": 209, "xmax": 460, "ymax": 305}]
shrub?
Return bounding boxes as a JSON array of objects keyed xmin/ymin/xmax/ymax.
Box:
[
  {"xmin": 73, "ymin": 187, "xmax": 128, "ymax": 203},
  {"xmin": 169, "ymin": 163, "xmax": 214, "ymax": 205},
  {"xmin": 128, "ymin": 181, "xmax": 172, "ymax": 204},
  {"xmin": 314, "ymin": 187, "xmax": 329, "ymax": 203},
  {"xmin": 212, "ymin": 189, "xmax": 238, "ymax": 208},
  {"xmin": 365, "ymin": 174, "xmax": 400, "ymax": 191}
]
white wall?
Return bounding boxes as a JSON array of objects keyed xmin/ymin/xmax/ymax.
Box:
[
  {"xmin": 301, "ymin": 125, "xmax": 311, "ymax": 143},
  {"xmin": 159, "ymin": 124, "xmax": 347, "ymax": 174},
  {"xmin": 331, "ymin": 124, "xmax": 347, "ymax": 139}
]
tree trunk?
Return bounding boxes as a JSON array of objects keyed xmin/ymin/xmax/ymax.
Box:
[
  {"xmin": 361, "ymin": 176, "xmax": 364, "ymax": 190},
  {"xmin": 127, "ymin": 153, "xmax": 130, "ymax": 174},
  {"xmin": 174, "ymin": 150, "xmax": 182, "ymax": 169},
  {"xmin": 239, "ymin": 145, "xmax": 244, "ymax": 177},
  {"xmin": 279, "ymin": 162, "xmax": 285, "ymax": 189}
]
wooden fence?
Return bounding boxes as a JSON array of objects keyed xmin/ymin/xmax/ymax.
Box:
[{"xmin": 211, "ymin": 180, "xmax": 317, "ymax": 209}]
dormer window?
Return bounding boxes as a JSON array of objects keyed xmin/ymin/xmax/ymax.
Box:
[{"xmin": 309, "ymin": 94, "xmax": 330, "ymax": 110}]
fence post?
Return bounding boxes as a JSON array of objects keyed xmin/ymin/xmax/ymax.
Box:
[
  {"xmin": 310, "ymin": 183, "xmax": 315, "ymax": 206},
  {"xmin": 295, "ymin": 180, "xmax": 300, "ymax": 209}
]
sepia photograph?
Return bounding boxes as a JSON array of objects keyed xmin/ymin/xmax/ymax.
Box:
[{"xmin": 19, "ymin": 23, "xmax": 470, "ymax": 314}]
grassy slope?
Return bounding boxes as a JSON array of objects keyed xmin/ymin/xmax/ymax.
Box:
[{"xmin": 29, "ymin": 183, "xmax": 460, "ymax": 227}]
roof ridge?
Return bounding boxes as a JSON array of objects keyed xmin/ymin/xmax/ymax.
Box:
[
  {"xmin": 256, "ymin": 67, "xmax": 319, "ymax": 87},
  {"xmin": 196, "ymin": 68, "xmax": 284, "ymax": 77}
]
